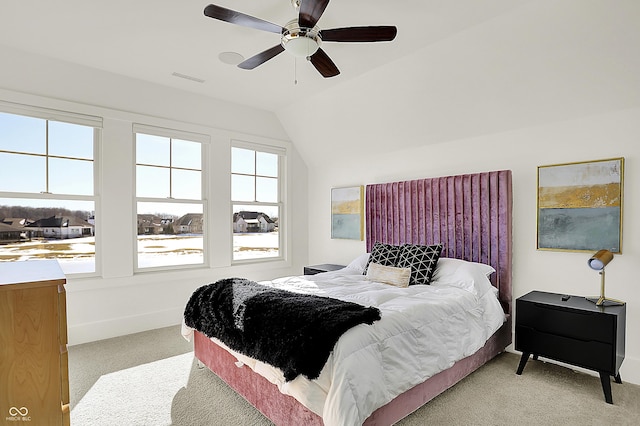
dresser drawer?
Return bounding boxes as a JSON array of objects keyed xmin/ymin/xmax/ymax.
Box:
[
  {"xmin": 517, "ymin": 300, "xmax": 614, "ymax": 344},
  {"xmin": 516, "ymin": 326, "xmax": 615, "ymax": 373}
]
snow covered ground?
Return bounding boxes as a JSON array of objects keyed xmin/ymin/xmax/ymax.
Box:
[{"xmin": 0, "ymin": 232, "xmax": 279, "ymax": 274}]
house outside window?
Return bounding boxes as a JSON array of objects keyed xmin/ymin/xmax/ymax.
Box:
[
  {"xmin": 0, "ymin": 102, "xmax": 100, "ymax": 275},
  {"xmin": 134, "ymin": 124, "xmax": 207, "ymax": 270},
  {"xmin": 231, "ymin": 142, "xmax": 284, "ymax": 261}
]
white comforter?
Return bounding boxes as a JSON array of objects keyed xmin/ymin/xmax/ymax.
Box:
[{"xmin": 182, "ymin": 267, "xmax": 505, "ymax": 426}]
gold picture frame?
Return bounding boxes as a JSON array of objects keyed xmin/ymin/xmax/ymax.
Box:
[
  {"xmin": 331, "ymin": 186, "xmax": 364, "ymax": 240},
  {"xmin": 537, "ymin": 157, "xmax": 624, "ymax": 253}
]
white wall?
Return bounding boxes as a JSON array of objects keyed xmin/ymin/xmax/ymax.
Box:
[
  {"xmin": 281, "ymin": 0, "xmax": 640, "ymax": 385},
  {"xmin": 0, "ymin": 49, "xmax": 309, "ymax": 346},
  {"xmin": 1, "ymin": 0, "xmax": 637, "ymax": 389},
  {"xmin": 282, "ymin": 0, "xmax": 640, "ymax": 170},
  {"xmin": 303, "ymin": 108, "xmax": 640, "ymax": 386}
]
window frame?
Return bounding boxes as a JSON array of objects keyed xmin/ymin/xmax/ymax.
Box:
[
  {"xmin": 231, "ymin": 140, "xmax": 286, "ymax": 264},
  {"xmin": 0, "ymin": 100, "xmax": 102, "ymax": 276},
  {"xmin": 132, "ymin": 123, "xmax": 209, "ymax": 272}
]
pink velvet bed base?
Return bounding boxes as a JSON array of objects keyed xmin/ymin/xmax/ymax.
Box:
[
  {"xmin": 193, "ymin": 170, "xmax": 513, "ymax": 425},
  {"xmin": 194, "ymin": 319, "xmax": 511, "ymax": 425}
]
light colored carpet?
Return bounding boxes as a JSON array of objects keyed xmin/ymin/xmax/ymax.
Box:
[
  {"xmin": 68, "ymin": 325, "xmax": 640, "ymax": 426},
  {"xmin": 71, "ymin": 353, "xmax": 192, "ymax": 425}
]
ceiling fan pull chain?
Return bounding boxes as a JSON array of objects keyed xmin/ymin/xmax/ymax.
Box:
[{"xmin": 294, "ymin": 57, "xmax": 298, "ymax": 85}]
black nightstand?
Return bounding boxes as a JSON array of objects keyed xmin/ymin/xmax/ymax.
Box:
[
  {"xmin": 515, "ymin": 290, "xmax": 626, "ymax": 404},
  {"xmin": 303, "ymin": 264, "xmax": 345, "ymax": 275}
]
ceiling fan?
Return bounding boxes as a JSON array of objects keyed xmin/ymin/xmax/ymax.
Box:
[{"xmin": 204, "ymin": 0, "xmax": 397, "ymax": 78}]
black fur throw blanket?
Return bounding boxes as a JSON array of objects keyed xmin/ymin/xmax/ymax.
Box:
[{"xmin": 184, "ymin": 277, "xmax": 381, "ymax": 381}]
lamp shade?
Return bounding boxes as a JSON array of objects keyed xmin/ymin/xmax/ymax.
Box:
[{"xmin": 588, "ymin": 249, "xmax": 613, "ymax": 271}]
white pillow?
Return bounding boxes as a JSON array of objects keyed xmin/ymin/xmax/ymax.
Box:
[
  {"xmin": 430, "ymin": 257, "xmax": 496, "ymax": 298},
  {"xmin": 345, "ymin": 253, "xmax": 371, "ymax": 274},
  {"xmin": 432, "ymin": 257, "xmax": 495, "ymax": 279},
  {"xmin": 365, "ymin": 262, "xmax": 411, "ymax": 288}
]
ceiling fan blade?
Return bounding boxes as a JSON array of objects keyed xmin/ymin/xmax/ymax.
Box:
[
  {"xmin": 204, "ymin": 4, "xmax": 283, "ymax": 34},
  {"xmin": 238, "ymin": 45, "xmax": 285, "ymax": 70},
  {"xmin": 299, "ymin": 0, "xmax": 330, "ymax": 28},
  {"xmin": 320, "ymin": 26, "xmax": 398, "ymax": 42},
  {"xmin": 309, "ymin": 48, "xmax": 340, "ymax": 78}
]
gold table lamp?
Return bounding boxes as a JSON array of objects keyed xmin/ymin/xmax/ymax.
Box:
[{"xmin": 586, "ymin": 249, "xmax": 624, "ymax": 306}]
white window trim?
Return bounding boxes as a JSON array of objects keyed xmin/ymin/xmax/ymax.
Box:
[
  {"xmin": 0, "ymin": 100, "xmax": 103, "ymax": 128},
  {"xmin": 133, "ymin": 124, "xmax": 210, "ymax": 273},
  {"xmin": 231, "ymin": 140, "xmax": 287, "ymax": 265},
  {"xmin": 231, "ymin": 139, "xmax": 286, "ymax": 156},
  {"xmin": 133, "ymin": 123, "xmax": 209, "ymax": 145},
  {"xmin": 0, "ymin": 101, "xmax": 102, "ymax": 277}
]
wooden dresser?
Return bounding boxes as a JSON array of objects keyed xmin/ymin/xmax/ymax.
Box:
[{"xmin": 0, "ymin": 260, "xmax": 70, "ymax": 426}]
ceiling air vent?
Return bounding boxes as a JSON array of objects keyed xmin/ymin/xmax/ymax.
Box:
[{"xmin": 171, "ymin": 72, "xmax": 205, "ymax": 83}]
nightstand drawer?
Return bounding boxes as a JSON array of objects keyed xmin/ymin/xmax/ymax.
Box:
[
  {"xmin": 304, "ymin": 264, "xmax": 345, "ymax": 275},
  {"xmin": 515, "ymin": 291, "xmax": 626, "ymax": 404},
  {"xmin": 517, "ymin": 300, "xmax": 614, "ymax": 344},
  {"xmin": 516, "ymin": 326, "xmax": 614, "ymax": 373}
]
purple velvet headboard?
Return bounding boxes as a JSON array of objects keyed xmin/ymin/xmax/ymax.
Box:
[{"xmin": 365, "ymin": 170, "xmax": 513, "ymax": 314}]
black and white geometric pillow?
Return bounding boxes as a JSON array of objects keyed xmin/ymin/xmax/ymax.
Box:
[
  {"xmin": 397, "ymin": 243, "xmax": 443, "ymax": 285},
  {"xmin": 363, "ymin": 242, "xmax": 403, "ymax": 275}
]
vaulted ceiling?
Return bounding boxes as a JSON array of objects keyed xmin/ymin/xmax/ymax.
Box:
[
  {"xmin": 1, "ymin": 1, "xmax": 639, "ymax": 166},
  {"xmin": 0, "ymin": 0, "xmax": 530, "ymax": 112}
]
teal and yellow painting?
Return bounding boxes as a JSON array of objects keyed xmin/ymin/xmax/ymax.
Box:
[
  {"xmin": 331, "ymin": 186, "xmax": 363, "ymax": 240},
  {"xmin": 537, "ymin": 158, "xmax": 623, "ymax": 252}
]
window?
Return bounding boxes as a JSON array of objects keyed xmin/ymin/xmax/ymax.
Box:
[
  {"xmin": 0, "ymin": 104, "xmax": 100, "ymax": 275},
  {"xmin": 231, "ymin": 144, "xmax": 283, "ymax": 261},
  {"xmin": 134, "ymin": 125, "xmax": 206, "ymax": 270}
]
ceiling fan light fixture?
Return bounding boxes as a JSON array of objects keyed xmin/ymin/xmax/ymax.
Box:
[
  {"xmin": 281, "ymin": 20, "xmax": 320, "ymax": 58},
  {"xmin": 203, "ymin": 3, "xmax": 397, "ymax": 78}
]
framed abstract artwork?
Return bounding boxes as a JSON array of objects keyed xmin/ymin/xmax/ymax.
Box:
[
  {"xmin": 537, "ymin": 157, "xmax": 624, "ymax": 253},
  {"xmin": 331, "ymin": 186, "xmax": 364, "ymax": 240}
]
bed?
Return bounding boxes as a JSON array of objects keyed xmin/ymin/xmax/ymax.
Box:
[{"xmin": 183, "ymin": 170, "xmax": 513, "ymax": 425}]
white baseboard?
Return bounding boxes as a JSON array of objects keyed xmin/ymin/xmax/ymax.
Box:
[
  {"xmin": 67, "ymin": 307, "xmax": 184, "ymax": 346},
  {"xmin": 506, "ymin": 348, "xmax": 640, "ymax": 386},
  {"xmin": 620, "ymin": 356, "xmax": 640, "ymax": 385}
]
